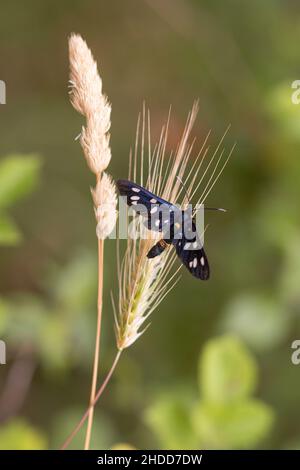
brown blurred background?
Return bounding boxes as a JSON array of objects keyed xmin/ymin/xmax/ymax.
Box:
[{"xmin": 0, "ymin": 0, "xmax": 300, "ymax": 449}]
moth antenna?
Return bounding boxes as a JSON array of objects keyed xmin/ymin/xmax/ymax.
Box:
[
  {"xmin": 205, "ymin": 207, "xmax": 227, "ymax": 212},
  {"xmin": 194, "ymin": 206, "xmax": 226, "ymax": 214}
]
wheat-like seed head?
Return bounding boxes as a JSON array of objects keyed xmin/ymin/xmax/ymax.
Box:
[
  {"xmin": 68, "ymin": 33, "xmax": 117, "ymax": 238},
  {"xmin": 69, "ymin": 33, "xmax": 112, "ymax": 175},
  {"xmin": 114, "ymin": 103, "xmax": 233, "ymax": 350}
]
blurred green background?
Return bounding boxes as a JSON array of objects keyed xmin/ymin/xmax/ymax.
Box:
[{"xmin": 0, "ymin": 0, "xmax": 300, "ymax": 449}]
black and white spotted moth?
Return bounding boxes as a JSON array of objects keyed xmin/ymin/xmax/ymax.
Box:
[{"xmin": 117, "ymin": 179, "xmax": 212, "ymax": 280}]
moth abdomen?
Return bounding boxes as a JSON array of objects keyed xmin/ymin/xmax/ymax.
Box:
[{"xmin": 147, "ymin": 239, "xmax": 168, "ymax": 259}]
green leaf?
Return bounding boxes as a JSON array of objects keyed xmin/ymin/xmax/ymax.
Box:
[
  {"xmin": 0, "ymin": 419, "xmax": 47, "ymax": 450},
  {"xmin": 193, "ymin": 400, "xmax": 274, "ymax": 449},
  {"xmin": 199, "ymin": 336, "xmax": 257, "ymax": 404},
  {"xmin": 0, "ymin": 154, "xmax": 42, "ymax": 209},
  {"xmin": 144, "ymin": 391, "xmax": 198, "ymax": 449},
  {"xmin": 221, "ymin": 294, "xmax": 289, "ymax": 352},
  {"xmin": 0, "ymin": 213, "xmax": 22, "ymax": 245}
]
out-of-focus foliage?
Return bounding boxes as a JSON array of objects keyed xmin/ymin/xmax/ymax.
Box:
[
  {"xmin": 0, "ymin": 0, "xmax": 300, "ymax": 450},
  {"xmin": 0, "ymin": 155, "xmax": 41, "ymax": 210},
  {"xmin": 0, "ymin": 214, "xmax": 21, "ymax": 245},
  {"xmin": 145, "ymin": 390, "xmax": 198, "ymax": 449},
  {"xmin": 193, "ymin": 400, "xmax": 273, "ymax": 450},
  {"xmin": 0, "ymin": 154, "xmax": 41, "ymax": 244},
  {"xmin": 0, "ymin": 420, "xmax": 47, "ymax": 450},
  {"xmin": 111, "ymin": 443, "xmax": 136, "ymax": 450},
  {"xmin": 199, "ymin": 336, "xmax": 257, "ymax": 403},
  {"xmin": 0, "ymin": 250, "xmax": 97, "ymax": 371},
  {"xmin": 221, "ymin": 295, "xmax": 289, "ymax": 352},
  {"xmin": 266, "ymin": 82, "xmax": 300, "ymax": 141},
  {"xmin": 145, "ymin": 336, "xmax": 274, "ymax": 449},
  {"xmin": 53, "ymin": 409, "xmax": 116, "ymax": 450}
]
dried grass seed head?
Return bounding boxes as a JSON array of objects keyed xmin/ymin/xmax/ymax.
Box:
[
  {"xmin": 92, "ymin": 172, "xmax": 117, "ymax": 239},
  {"xmin": 68, "ymin": 33, "xmax": 112, "ymax": 175}
]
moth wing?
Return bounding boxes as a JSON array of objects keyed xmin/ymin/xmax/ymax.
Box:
[
  {"xmin": 174, "ymin": 220, "xmax": 209, "ymax": 280},
  {"xmin": 117, "ymin": 179, "xmax": 179, "ymax": 232}
]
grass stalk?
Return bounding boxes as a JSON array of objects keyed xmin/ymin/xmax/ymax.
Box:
[
  {"xmin": 68, "ymin": 34, "xmax": 117, "ymax": 448},
  {"xmin": 84, "ymin": 238, "xmax": 104, "ymax": 449},
  {"xmin": 61, "ymin": 350, "xmax": 121, "ymax": 450}
]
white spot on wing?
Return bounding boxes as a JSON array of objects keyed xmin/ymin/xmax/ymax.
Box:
[
  {"xmin": 155, "ymin": 219, "xmax": 160, "ymax": 227},
  {"xmin": 150, "ymin": 206, "xmax": 158, "ymax": 214},
  {"xmin": 132, "ymin": 187, "xmax": 140, "ymax": 193},
  {"xmin": 131, "ymin": 195, "xmax": 140, "ymax": 201},
  {"xmin": 193, "ymin": 257, "xmax": 198, "ymax": 268},
  {"xmin": 150, "ymin": 198, "xmax": 157, "ymax": 203},
  {"xmin": 200, "ymin": 256, "xmax": 205, "ymax": 266},
  {"xmin": 189, "ymin": 261, "xmax": 193, "ymax": 268}
]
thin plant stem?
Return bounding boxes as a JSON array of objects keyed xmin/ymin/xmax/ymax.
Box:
[
  {"xmin": 84, "ymin": 237, "xmax": 104, "ymax": 450},
  {"xmin": 61, "ymin": 350, "xmax": 122, "ymax": 450}
]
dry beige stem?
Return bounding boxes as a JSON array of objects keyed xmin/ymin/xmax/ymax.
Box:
[{"xmin": 68, "ymin": 32, "xmax": 117, "ymax": 450}]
